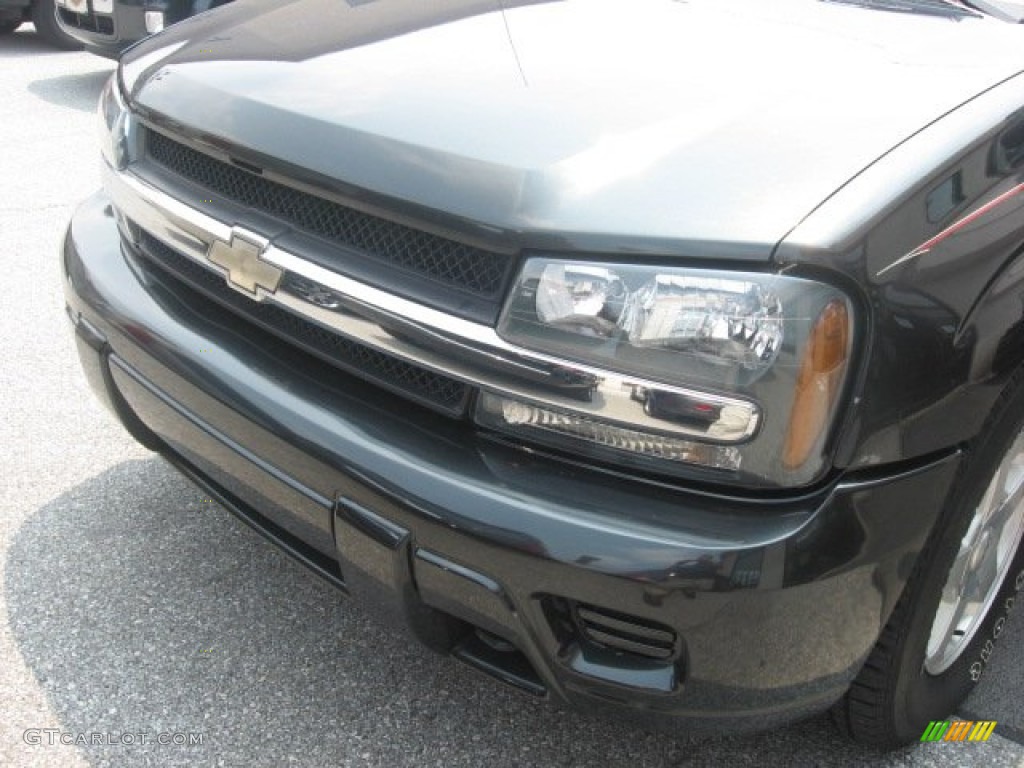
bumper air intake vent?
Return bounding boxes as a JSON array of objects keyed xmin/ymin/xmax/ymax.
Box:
[{"xmin": 573, "ymin": 602, "xmax": 678, "ymax": 661}]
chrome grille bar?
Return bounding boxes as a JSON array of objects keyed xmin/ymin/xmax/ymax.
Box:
[{"xmin": 104, "ymin": 164, "xmax": 762, "ymax": 444}]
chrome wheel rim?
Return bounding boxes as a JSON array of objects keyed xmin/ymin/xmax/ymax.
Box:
[{"xmin": 925, "ymin": 429, "xmax": 1024, "ymax": 675}]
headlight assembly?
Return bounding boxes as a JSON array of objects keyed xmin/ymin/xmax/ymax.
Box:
[
  {"xmin": 97, "ymin": 72, "xmax": 131, "ymax": 170},
  {"xmin": 477, "ymin": 257, "xmax": 855, "ymax": 487}
]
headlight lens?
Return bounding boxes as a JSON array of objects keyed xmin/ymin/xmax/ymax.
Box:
[
  {"xmin": 482, "ymin": 257, "xmax": 854, "ymax": 487},
  {"xmin": 97, "ymin": 73, "xmax": 130, "ymax": 170},
  {"xmin": 529, "ymin": 262, "xmax": 785, "ymax": 384}
]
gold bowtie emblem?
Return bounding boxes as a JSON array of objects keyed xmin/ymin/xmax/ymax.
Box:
[{"xmin": 207, "ymin": 228, "xmax": 282, "ymax": 299}]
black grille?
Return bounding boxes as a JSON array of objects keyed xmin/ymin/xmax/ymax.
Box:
[
  {"xmin": 57, "ymin": 9, "xmax": 114, "ymax": 35},
  {"xmin": 136, "ymin": 232, "xmax": 470, "ymax": 415},
  {"xmin": 145, "ymin": 130, "xmax": 510, "ymax": 299},
  {"xmin": 574, "ymin": 603, "xmax": 677, "ymax": 661}
]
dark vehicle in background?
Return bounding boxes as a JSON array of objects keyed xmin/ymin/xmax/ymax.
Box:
[
  {"xmin": 0, "ymin": 0, "xmax": 80, "ymax": 48},
  {"xmin": 55, "ymin": 0, "xmax": 231, "ymax": 59},
  {"xmin": 63, "ymin": 0, "xmax": 1024, "ymax": 749}
]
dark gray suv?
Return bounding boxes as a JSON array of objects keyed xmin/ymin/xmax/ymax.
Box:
[{"xmin": 62, "ymin": 0, "xmax": 1024, "ymax": 748}]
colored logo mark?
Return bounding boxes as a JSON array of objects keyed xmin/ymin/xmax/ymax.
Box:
[{"xmin": 920, "ymin": 720, "xmax": 997, "ymax": 742}]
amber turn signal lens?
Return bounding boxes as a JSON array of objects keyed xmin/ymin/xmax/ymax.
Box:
[{"xmin": 783, "ymin": 300, "xmax": 850, "ymax": 470}]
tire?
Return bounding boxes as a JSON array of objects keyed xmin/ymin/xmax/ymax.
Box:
[
  {"xmin": 833, "ymin": 373, "xmax": 1024, "ymax": 748},
  {"xmin": 31, "ymin": 0, "xmax": 82, "ymax": 50}
]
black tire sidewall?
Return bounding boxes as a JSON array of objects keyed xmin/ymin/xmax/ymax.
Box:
[
  {"xmin": 31, "ymin": 0, "xmax": 81, "ymax": 50},
  {"xmin": 890, "ymin": 384, "xmax": 1024, "ymax": 741}
]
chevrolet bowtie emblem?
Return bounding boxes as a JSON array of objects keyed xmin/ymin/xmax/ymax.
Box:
[{"xmin": 207, "ymin": 227, "xmax": 283, "ymax": 300}]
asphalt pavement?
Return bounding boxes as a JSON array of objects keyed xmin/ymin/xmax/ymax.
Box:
[{"xmin": 1, "ymin": 23, "xmax": 1022, "ymax": 768}]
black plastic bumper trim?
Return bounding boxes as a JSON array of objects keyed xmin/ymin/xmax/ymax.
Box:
[
  {"xmin": 566, "ymin": 643, "xmax": 678, "ymax": 694},
  {"xmin": 161, "ymin": 449, "xmax": 348, "ymax": 593},
  {"xmin": 109, "ymin": 354, "xmax": 334, "ymax": 512},
  {"xmin": 452, "ymin": 632, "xmax": 547, "ymax": 697},
  {"xmin": 414, "ymin": 548, "xmax": 512, "ymax": 610},
  {"xmin": 336, "ymin": 496, "xmax": 409, "ymax": 550}
]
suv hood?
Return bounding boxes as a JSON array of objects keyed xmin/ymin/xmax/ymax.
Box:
[{"xmin": 121, "ymin": 0, "xmax": 1024, "ymax": 260}]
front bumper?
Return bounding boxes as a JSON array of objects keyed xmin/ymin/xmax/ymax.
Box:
[
  {"xmin": 63, "ymin": 191, "xmax": 961, "ymax": 733},
  {"xmin": 55, "ymin": 0, "xmax": 148, "ymax": 58}
]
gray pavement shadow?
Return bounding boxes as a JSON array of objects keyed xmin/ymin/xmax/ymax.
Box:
[
  {"xmin": 5, "ymin": 457, "xmax": 1022, "ymax": 767},
  {"xmin": 28, "ymin": 68, "xmax": 112, "ymax": 112},
  {"xmin": 0, "ymin": 26, "xmax": 82, "ymax": 58}
]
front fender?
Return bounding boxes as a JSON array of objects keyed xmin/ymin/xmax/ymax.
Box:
[{"xmin": 776, "ymin": 74, "xmax": 1024, "ymax": 471}]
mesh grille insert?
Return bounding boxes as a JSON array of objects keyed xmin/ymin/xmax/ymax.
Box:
[
  {"xmin": 145, "ymin": 129, "xmax": 511, "ymax": 299},
  {"xmin": 136, "ymin": 231, "xmax": 470, "ymax": 416}
]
